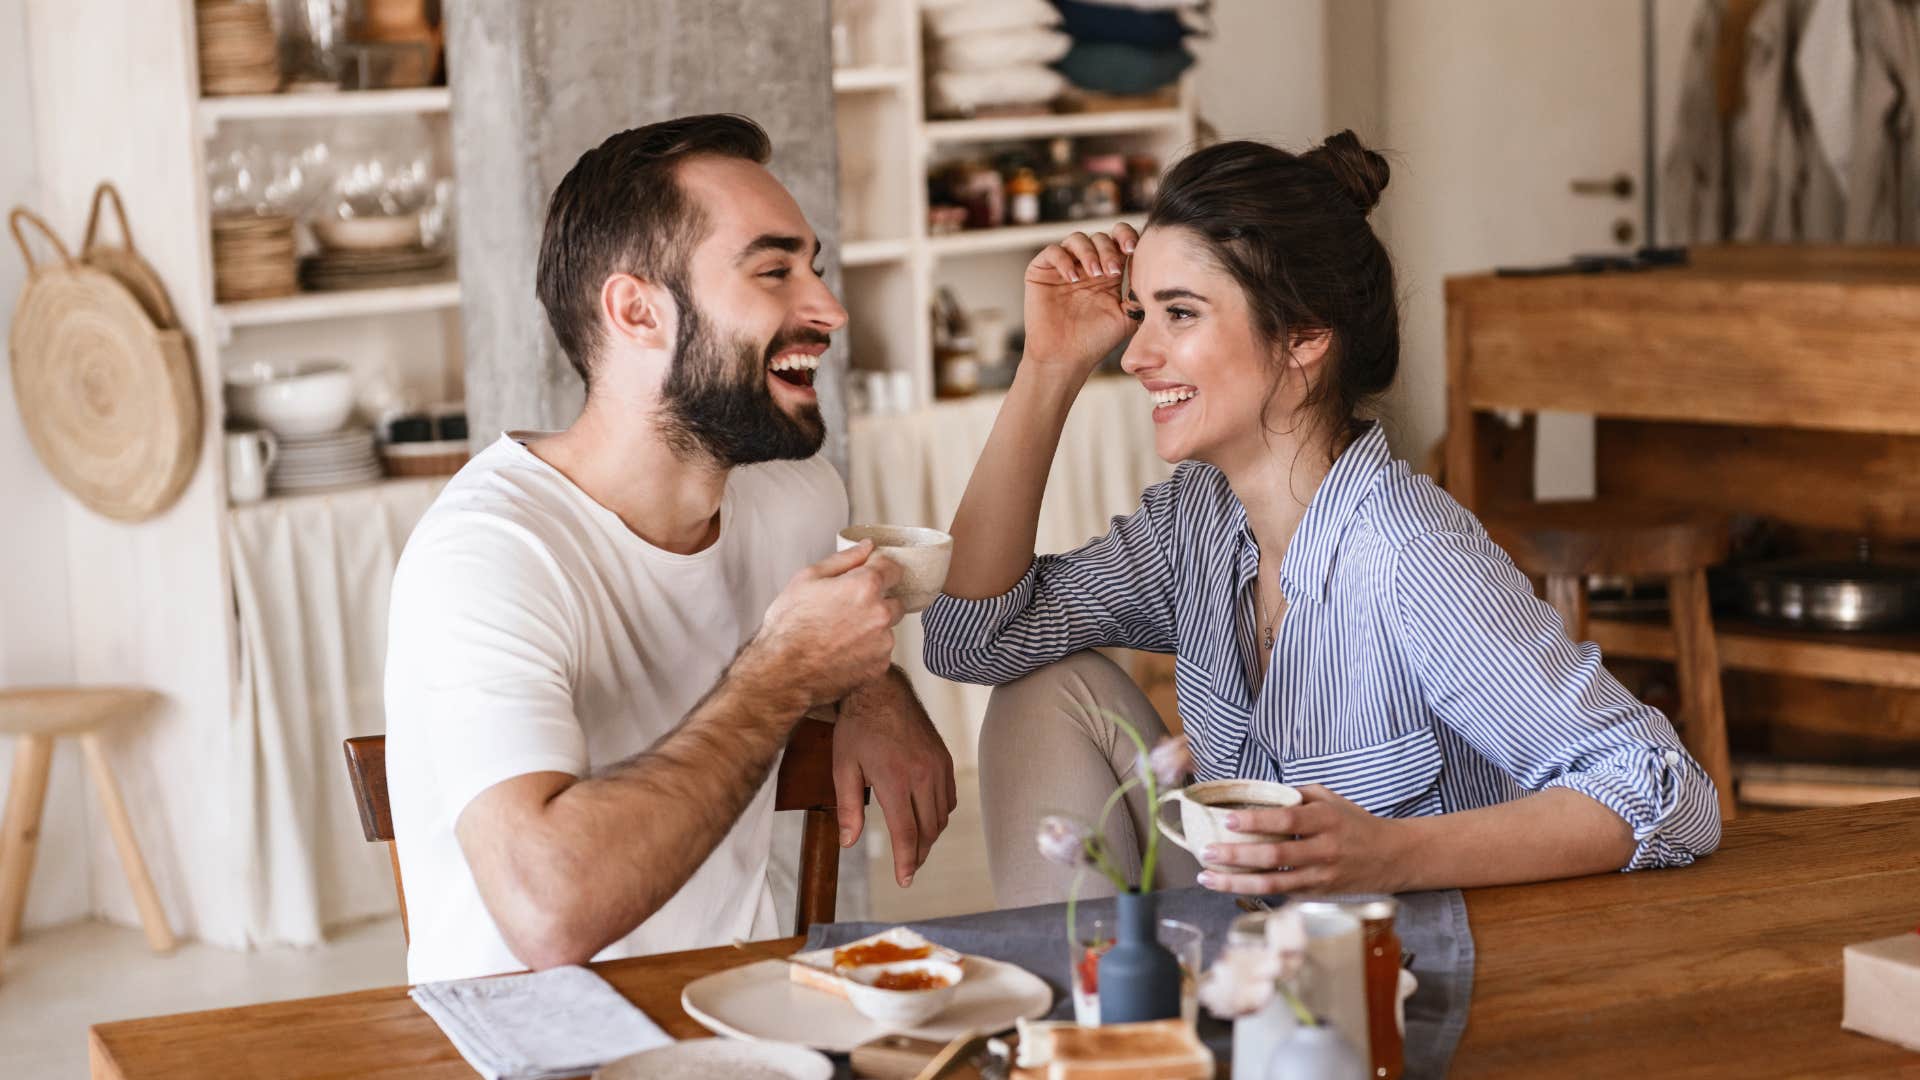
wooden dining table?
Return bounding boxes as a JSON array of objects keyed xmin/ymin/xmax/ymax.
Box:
[{"xmin": 89, "ymin": 798, "xmax": 1920, "ymax": 1078}]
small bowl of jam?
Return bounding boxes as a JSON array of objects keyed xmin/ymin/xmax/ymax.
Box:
[{"xmin": 842, "ymin": 958, "xmax": 965, "ymax": 1028}]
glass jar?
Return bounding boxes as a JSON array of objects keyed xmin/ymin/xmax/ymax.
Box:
[
  {"xmin": 1006, "ymin": 167, "xmax": 1042, "ymax": 226},
  {"xmin": 1126, "ymin": 153, "xmax": 1161, "ymax": 212}
]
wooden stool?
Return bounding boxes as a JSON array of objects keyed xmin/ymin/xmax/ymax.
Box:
[
  {"xmin": 0, "ymin": 688, "xmax": 178, "ymax": 973},
  {"xmin": 1481, "ymin": 503, "xmax": 1738, "ymax": 821}
]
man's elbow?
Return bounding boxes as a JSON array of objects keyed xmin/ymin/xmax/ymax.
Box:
[{"xmin": 495, "ymin": 889, "xmax": 600, "ymax": 971}]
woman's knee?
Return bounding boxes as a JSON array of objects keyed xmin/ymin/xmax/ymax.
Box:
[{"xmin": 979, "ymin": 651, "xmax": 1164, "ymax": 764}]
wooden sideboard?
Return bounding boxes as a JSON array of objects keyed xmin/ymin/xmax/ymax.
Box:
[{"xmin": 1445, "ymin": 246, "xmax": 1920, "ymax": 799}]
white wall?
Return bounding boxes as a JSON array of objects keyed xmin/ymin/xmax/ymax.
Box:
[
  {"xmin": 1193, "ymin": 0, "xmax": 1329, "ymax": 150},
  {"xmin": 0, "ymin": 0, "xmax": 91, "ymax": 931},
  {"xmin": 1366, "ymin": 0, "xmax": 1702, "ymax": 477}
]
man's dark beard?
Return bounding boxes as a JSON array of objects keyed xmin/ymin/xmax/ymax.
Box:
[{"xmin": 659, "ymin": 287, "xmax": 826, "ymax": 467}]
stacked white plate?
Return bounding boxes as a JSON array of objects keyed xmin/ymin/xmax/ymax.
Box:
[{"xmin": 269, "ymin": 427, "xmax": 384, "ymax": 494}]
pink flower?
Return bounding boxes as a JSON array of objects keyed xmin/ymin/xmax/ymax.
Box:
[
  {"xmin": 1263, "ymin": 904, "xmax": 1308, "ymax": 981},
  {"xmin": 1198, "ymin": 903, "xmax": 1310, "ymax": 1019},
  {"xmin": 1145, "ymin": 735, "xmax": 1192, "ymax": 789},
  {"xmin": 1036, "ymin": 815, "xmax": 1093, "ymax": 868},
  {"xmin": 1198, "ymin": 941, "xmax": 1281, "ymax": 1018}
]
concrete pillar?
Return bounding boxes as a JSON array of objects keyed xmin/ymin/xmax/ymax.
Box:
[
  {"xmin": 447, "ymin": 0, "xmax": 849, "ymax": 471},
  {"xmin": 444, "ymin": 0, "xmax": 867, "ymax": 921}
]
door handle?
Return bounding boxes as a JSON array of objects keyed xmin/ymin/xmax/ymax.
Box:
[{"xmin": 1570, "ymin": 174, "xmax": 1634, "ymax": 199}]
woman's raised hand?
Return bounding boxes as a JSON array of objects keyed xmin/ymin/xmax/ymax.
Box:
[{"xmin": 1020, "ymin": 222, "xmax": 1140, "ymax": 382}]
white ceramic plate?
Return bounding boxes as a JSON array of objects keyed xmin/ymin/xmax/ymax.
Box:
[
  {"xmin": 272, "ymin": 460, "xmax": 380, "ymax": 477},
  {"xmin": 592, "ymin": 1038, "xmax": 832, "ymax": 1080},
  {"xmin": 272, "ymin": 455, "xmax": 380, "ymax": 472},
  {"xmin": 682, "ymin": 957, "xmax": 1052, "ymax": 1054}
]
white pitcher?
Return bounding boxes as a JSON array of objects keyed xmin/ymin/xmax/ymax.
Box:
[{"xmin": 225, "ymin": 429, "xmax": 278, "ymax": 504}]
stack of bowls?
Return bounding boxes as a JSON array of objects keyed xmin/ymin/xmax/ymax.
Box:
[
  {"xmin": 197, "ymin": 2, "xmax": 282, "ymax": 96},
  {"xmin": 224, "ymin": 359, "xmax": 382, "ymax": 494},
  {"xmin": 211, "ymin": 215, "xmax": 298, "ymax": 302}
]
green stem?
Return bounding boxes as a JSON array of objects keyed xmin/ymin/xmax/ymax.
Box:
[
  {"xmin": 1086, "ymin": 837, "xmax": 1130, "ymax": 891},
  {"xmin": 1104, "ymin": 710, "xmax": 1161, "ymax": 891},
  {"xmin": 1066, "ymin": 867, "xmax": 1083, "ymax": 952},
  {"xmin": 1279, "ymin": 984, "xmax": 1316, "ymax": 1026},
  {"xmin": 1092, "ymin": 775, "xmax": 1142, "ymax": 890}
]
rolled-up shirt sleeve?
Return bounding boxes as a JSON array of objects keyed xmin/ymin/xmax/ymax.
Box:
[
  {"xmin": 1390, "ymin": 529, "xmax": 1722, "ymax": 869},
  {"xmin": 922, "ymin": 475, "xmax": 1182, "ymax": 685}
]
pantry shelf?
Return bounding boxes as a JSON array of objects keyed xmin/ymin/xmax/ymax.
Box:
[
  {"xmin": 924, "ymin": 108, "xmax": 1188, "ymax": 145},
  {"xmin": 927, "ymin": 216, "xmax": 1135, "ymax": 259},
  {"xmin": 842, "ymin": 239, "xmax": 912, "ymax": 267},
  {"xmin": 214, "ymin": 279, "xmax": 461, "ymax": 336},
  {"xmin": 197, "ymin": 87, "xmax": 451, "ymax": 135},
  {"xmin": 832, "ymin": 67, "xmax": 910, "ymax": 93}
]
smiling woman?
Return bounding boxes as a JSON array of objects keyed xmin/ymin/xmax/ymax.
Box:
[{"xmin": 921, "ymin": 132, "xmax": 1721, "ymax": 910}]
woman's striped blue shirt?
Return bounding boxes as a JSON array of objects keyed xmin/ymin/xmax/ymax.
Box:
[{"xmin": 922, "ymin": 423, "xmax": 1721, "ymax": 870}]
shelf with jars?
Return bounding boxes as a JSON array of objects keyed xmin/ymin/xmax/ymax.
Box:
[{"xmin": 830, "ymin": 0, "xmax": 1197, "ymax": 415}]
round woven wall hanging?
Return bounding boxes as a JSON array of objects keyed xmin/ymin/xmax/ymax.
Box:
[{"xmin": 9, "ymin": 205, "xmax": 201, "ymax": 522}]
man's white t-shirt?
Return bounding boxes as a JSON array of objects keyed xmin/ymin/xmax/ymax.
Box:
[{"xmin": 385, "ymin": 434, "xmax": 846, "ymax": 984}]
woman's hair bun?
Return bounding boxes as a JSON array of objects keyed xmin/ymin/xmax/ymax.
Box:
[{"xmin": 1303, "ymin": 129, "xmax": 1390, "ymax": 215}]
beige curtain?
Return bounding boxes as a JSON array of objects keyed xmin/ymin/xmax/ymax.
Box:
[{"xmin": 227, "ymin": 478, "xmax": 448, "ymax": 946}]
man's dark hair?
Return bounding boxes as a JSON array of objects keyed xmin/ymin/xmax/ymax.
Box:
[{"xmin": 536, "ymin": 114, "xmax": 773, "ymax": 386}]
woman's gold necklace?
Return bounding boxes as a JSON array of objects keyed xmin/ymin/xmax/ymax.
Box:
[{"xmin": 1258, "ymin": 585, "xmax": 1278, "ymax": 651}]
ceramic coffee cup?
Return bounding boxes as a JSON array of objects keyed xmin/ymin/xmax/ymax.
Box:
[
  {"xmin": 1155, "ymin": 778, "xmax": 1303, "ymax": 872},
  {"xmin": 836, "ymin": 525, "xmax": 954, "ymax": 614},
  {"xmin": 225, "ymin": 428, "xmax": 278, "ymax": 505}
]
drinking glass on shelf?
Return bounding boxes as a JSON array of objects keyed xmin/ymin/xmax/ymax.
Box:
[
  {"xmin": 1068, "ymin": 915, "xmax": 1203, "ymax": 1027},
  {"xmin": 273, "ymin": 0, "xmax": 349, "ymax": 89}
]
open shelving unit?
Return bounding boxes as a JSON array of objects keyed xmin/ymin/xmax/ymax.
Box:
[
  {"xmin": 192, "ymin": 40, "xmax": 464, "ymax": 502},
  {"xmin": 830, "ymin": 0, "xmax": 1197, "ymax": 414}
]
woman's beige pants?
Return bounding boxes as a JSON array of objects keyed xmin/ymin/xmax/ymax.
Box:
[{"xmin": 977, "ymin": 651, "xmax": 1202, "ymax": 908}]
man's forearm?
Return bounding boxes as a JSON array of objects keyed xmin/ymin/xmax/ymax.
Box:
[
  {"xmin": 1392, "ymin": 788, "xmax": 1636, "ymax": 891},
  {"xmin": 498, "ymin": 653, "xmax": 808, "ymax": 966},
  {"xmin": 944, "ymin": 364, "xmax": 1080, "ymax": 599}
]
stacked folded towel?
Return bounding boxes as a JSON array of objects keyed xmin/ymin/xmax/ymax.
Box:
[
  {"xmin": 923, "ymin": 0, "xmax": 1070, "ymax": 117},
  {"xmin": 1049, "ymin": 0, "xmax": 1201, "ymax": 101},
  {"xmin": 409, "ymin": 965, "xmax": 671, "ymax": 1080}
]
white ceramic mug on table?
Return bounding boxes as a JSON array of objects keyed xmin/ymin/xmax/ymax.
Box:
[
  {"xmin": 225, "ymin": 429, "xmax": 278, "ymax": 504},
  {"xmin": 1155, "ymin": 778, "xmax": 1302, "ymax": 872}
]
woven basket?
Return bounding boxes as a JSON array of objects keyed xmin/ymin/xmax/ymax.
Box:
[
  {"xmin": 381, "ymin": 440, "xmax": 468, "ymax": 477},
  {"xmin": 197, "ymin": 2, "xmax": 282, "ymax": 96},
  {"xmin": 211, "ymin": 214, "xmax": 298, "ymax": 302},
  {"xmin": 8, "ymin": 206, "xmax": 202, "ymax": 522},
  {"xmin": 81, "ymin": 183, "xmax": 178, "ymax": 330}
]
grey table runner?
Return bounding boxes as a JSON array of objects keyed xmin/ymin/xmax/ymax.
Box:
[{"xmin": 806, "ymin": 886, "xmax": 1474, "ymax": 1079}]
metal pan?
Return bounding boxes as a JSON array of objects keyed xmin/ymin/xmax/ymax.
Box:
[{"xmin": 1729, "ymin": 556, "xmax": 1920, "ymax": 632}]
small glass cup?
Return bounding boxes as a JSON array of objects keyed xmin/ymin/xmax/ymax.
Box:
[{"xmin": 1068, "ymin": 916, "xmax": 1204, "ymax": 1027}]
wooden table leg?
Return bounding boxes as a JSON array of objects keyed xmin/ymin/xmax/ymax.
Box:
[
  {"xmin": 1667, "ymin": 571, "xmax": 1737, "ymax": 821},
  {"xmin": 78, "ymin": 733, "xmax": 177, "ymax": 955},
  {"xmin": 0, "ymin": 733, "xmax": 55, "ymax": 953}
]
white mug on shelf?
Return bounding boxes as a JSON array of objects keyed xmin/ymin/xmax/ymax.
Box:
[{"xmin": 225, "ymin": 429, "xmax": 278, "ymax": 505}]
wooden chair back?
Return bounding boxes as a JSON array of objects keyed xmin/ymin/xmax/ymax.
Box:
[{"xmin": 343, "ymin": 717, "xmax": 852, "ymax": 945}]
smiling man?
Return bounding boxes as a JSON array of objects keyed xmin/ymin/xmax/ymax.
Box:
[{"xmin": 384, "ymin": 115, "xmax": 955, "ymax": 984}]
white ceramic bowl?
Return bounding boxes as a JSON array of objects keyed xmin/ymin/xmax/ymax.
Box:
[
  {"xmin": 225, "ymin": 359, "xmax": 356, "ymax": 437},
  {"xmin": 836, "ymin": 525, "xmax": 954, "ymax": 613},
  {"xmin": 311, "ymin": 215, "xmax": 420, "ymax": 251},
  {"xmin": 841, "ymin": 958, "xmax": 965, "ymax": 1029}
]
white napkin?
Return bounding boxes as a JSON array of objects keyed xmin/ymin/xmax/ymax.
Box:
[{"xmin": 409, "ymin": 965, "xmax": 671, "ymax": 1080}]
